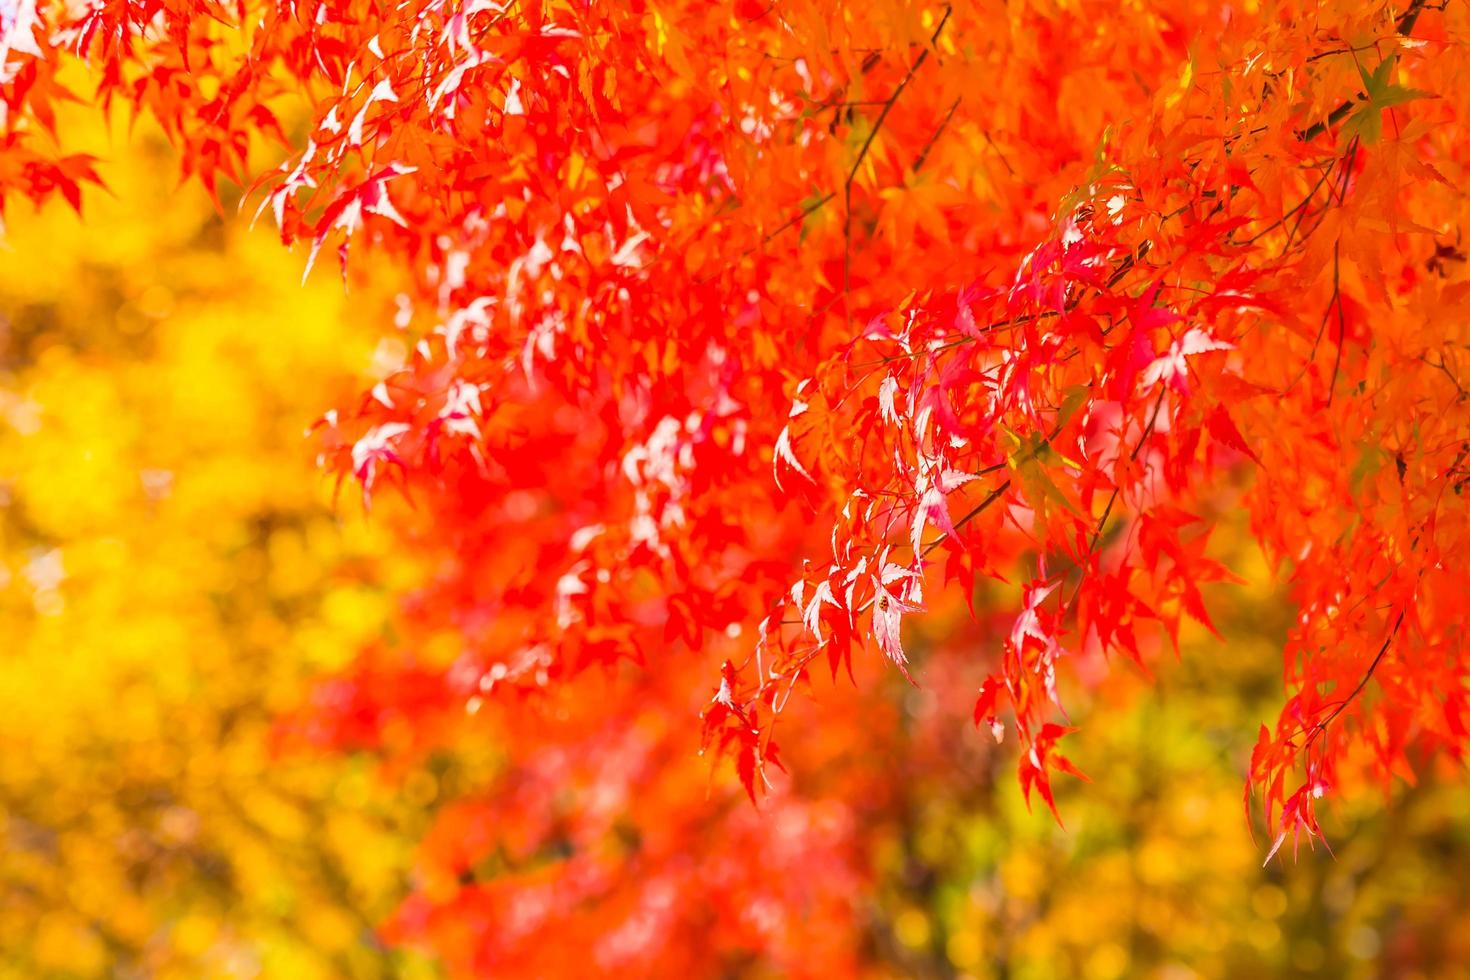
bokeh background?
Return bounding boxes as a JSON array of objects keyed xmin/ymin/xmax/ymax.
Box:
[{"xmin": 3, "ymin": 114, "xmax": 1470, "ymax": 980}]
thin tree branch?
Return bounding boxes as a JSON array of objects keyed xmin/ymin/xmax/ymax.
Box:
[
  {"xmin": 1297, "ymin": 0, "xmax": 1429, "ymax": 141},
  {"xmin": 844, "ymin": 5, "xmax": 954, "ymax": 299},
  {"xmin": 912, "ymin": 96, "xmax": 962, "ymax": 173},
  {"xmin": 1063, "ymin": 387, "xmax": 1168, "ymax": 610},
  {"xmin": 1305, "ymin": 610, "xmax": 1406, "ymax": 747},
  {"xmin": 922, "ymin": 480, "xmax": 1011, "ymax": 558},
  {"xmin": 1327, "ymin": 241, "xmax": 1346, "ymax": 404}
]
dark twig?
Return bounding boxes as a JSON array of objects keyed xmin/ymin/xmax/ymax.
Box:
[
  {"xmin": 1285, "ymin": 138, "xmax": 1358, "ymax": 396},
  {"xmin": 1240, "ymin": 157, "xmax": 1337, "ymax": 246},
  {"xmin": 1421, "ymin": 353, "xmax": 1469, "ymax": 399},
  {"xmin": 1327, "ymin": 242, "xmax": 1346, "ymax": 404},
  {"xmin": 912, "ymin": 97, "xmax": 962, "ymax": 174},
  {"xmin": 1063, "ymin": 387, "xmax": 1168, "ymax": 609},
  {"xmin": 1304, "ymin": 610, "xmax": 1406, "ymax": 748},
  {"xmin": 1297, "ymin": 0, "xmax": 1429, "ymax": 141},
  {"xmin": 921, "ymin": 480, "xmax": 1011, "ymax": 558},
  {"xmin": 843, "ymin": 5, "xmax": 954, "ymax": 300},
  {"xmin": 982, "ymin": 129, "xmax": 1016, "ymax": 177}
]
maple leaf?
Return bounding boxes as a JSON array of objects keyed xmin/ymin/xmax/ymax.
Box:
[
  {"xmin": 305, "ymin": 162, "xmax": 418, "ymax": 280},
  {"xmin": 872, "ymin": 567, "xmax": 923, "ymax": 674},
  {"xmin": 908, "ymin": 463, "xmax": 975, "ymax": 557},
  {"xmin": 802, "ymin": 578, "xmax": 841, "ymax": 644},
  {"xmin": 972, "ymin": 675, "xmax": 1006, "ymax": 742},
  {"xmin": 878, "ymin": 374, "xmax": 902, "ymax": 427},
  {"xmin": 1342, "ymin": 56, "xmax": 1431, "ymax": 145},
  {"xmin": 1018, "ymin": 723, "xmax": 1088, "ymax": 823},
  {"xmin": 1139, "ymin": 327, "xmax": 1233, "ymax": 394},
  {"xmin": 0, "ymin": 0, "xmax": 42, "ymax": 64}
]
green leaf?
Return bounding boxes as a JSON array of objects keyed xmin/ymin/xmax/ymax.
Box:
[
  {"xmin": 1344, "ymin": 56, "xmax": 1431, "ymax": 145},
  {"xmin": 1056, "ymin": 385, "xmax": 1091, "ymax": 431},
  {"xmin": 1349, "ymin": 440, "xmax": 1386, "ymax": 496},
  {"xmin": 1011, "ymin": 438, "xmax": 1081, "ymax": 520},
  {"xmin": 1343, "ymin": 104, "xmax": 1382, "ymax": 145}
]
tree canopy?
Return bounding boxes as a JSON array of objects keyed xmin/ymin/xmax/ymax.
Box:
[{"xmin": 3, "ymin": 0, "xmax": 1469, "ymax": 973}]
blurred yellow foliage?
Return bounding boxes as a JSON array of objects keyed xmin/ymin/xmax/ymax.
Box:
[
  {"xmin": 0, "ymin": 112, "xmax": 434, "ymax": 979},
  {"xmin": 873, "ymin": 534, "xmax": 1470, "ymax": 980}
]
